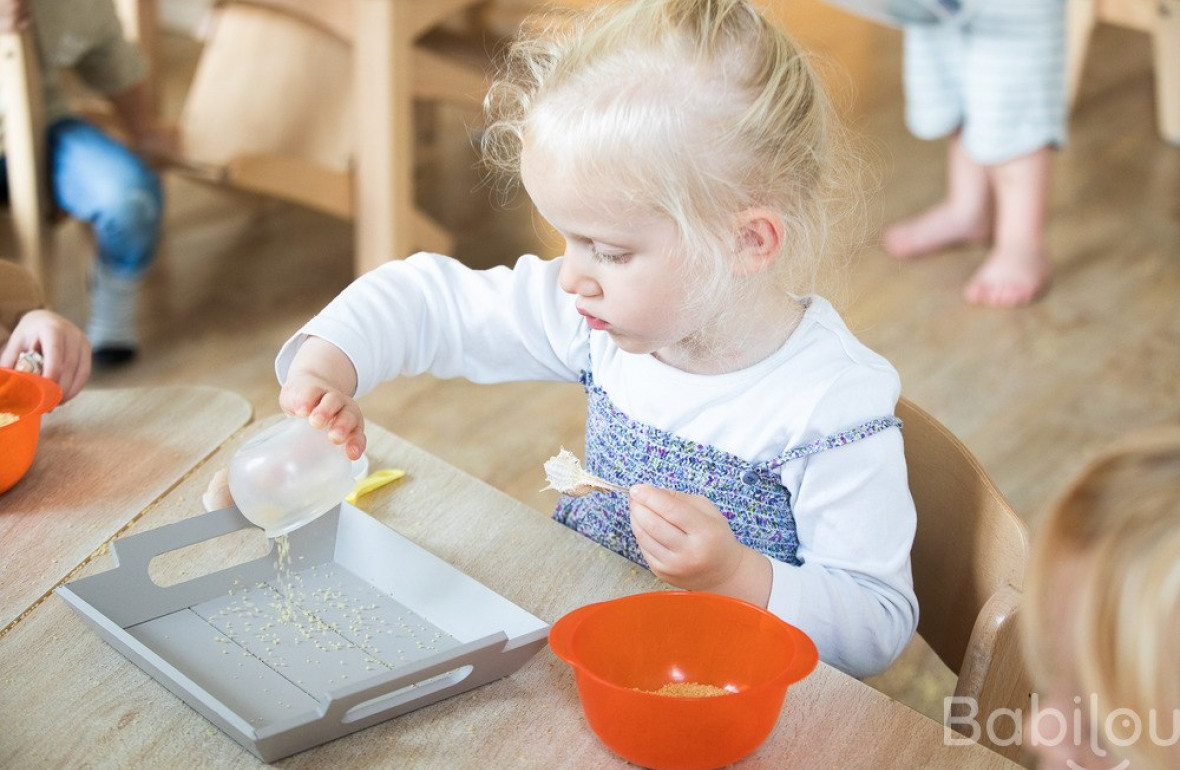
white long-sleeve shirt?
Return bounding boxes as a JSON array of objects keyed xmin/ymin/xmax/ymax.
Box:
[{"xmin": 277, "ymin": 252, "xmax": 918, "ymax": 678}]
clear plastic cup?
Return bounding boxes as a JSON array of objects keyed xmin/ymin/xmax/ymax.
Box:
[{"xmin": 228, "ymin": 417, "xmax": 356, "ymax": 538}]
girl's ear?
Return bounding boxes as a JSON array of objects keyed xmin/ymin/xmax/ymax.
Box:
[{"xmin": 733, "ymin": 208, "xmax": 784, "ymax": 276}]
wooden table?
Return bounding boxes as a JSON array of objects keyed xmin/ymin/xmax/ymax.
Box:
[
  {"xmin": 0, "ymin": 386, "xmax": 252, "ymax": 635},
  {"xmin": 0, "ymin": 416, "xmax": 1021, "ymax": 769}
]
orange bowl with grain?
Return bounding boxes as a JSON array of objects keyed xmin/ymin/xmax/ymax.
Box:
[
  {"xmin": 549, "ymin": 591, "xmax": 818, "ymax": 770},
  {"xmin": 0, "ymin": 368, "xmax": 62, "ymax": 494}
]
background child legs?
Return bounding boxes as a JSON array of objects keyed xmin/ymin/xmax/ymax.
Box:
[
  {"xmin": 884, "ymin": 138, "xmax": 1054, "ymax": 307},
  {"xmin": 883, "ymin": 0, "xmax": 1065, "ymax": 308},
  {"xmin": 48, "ymin": 117, "xmax": 164, "ymax": 363},
  {"xmin": 883, "ymin": 132, "xmax": 990, "ymax": 258},
  {"xmin": 965, "ymin": 145, "xmax": 1053, "ymax": 307}
]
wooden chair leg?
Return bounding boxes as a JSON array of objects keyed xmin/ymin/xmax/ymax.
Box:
[
  {"xmin": 0, "ymin": 29, "xmax": 51, "ymax": 291},
  {"xmin": 411, "ymin": 207, "xmax": 454, "ymax": 256},
  {"xmin": 113, "ymin": 0, "xmax": 161, "ymax": 120},
  {"xmin": 1066, "ymin": 0, "xmax": 1097, "ymax": 108},
  {"xmin": 1155, "ymin": 0, "xmax": 1180, "ymax": 145}
]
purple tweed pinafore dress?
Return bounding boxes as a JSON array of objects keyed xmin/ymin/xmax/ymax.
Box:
[{"xmin": 552, "ymin": 368, "xmax": 902, "ymax": 568}]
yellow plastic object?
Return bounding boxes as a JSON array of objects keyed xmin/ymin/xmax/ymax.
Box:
[{"xmin": 346, "ymin": 468, "xmax": 406, "ymax": 504}]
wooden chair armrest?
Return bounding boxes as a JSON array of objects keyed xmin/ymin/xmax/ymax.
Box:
[{"xmin": 950, "ymin": 584, "xmax": 1032, "ymax": 764}]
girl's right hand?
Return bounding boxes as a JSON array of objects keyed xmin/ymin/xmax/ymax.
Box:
[
  {"xmin": 279, "ymin": 376, "xmax": 367, "ymax": 460},
  {"xmin": 278, "ymin": 336, "xmax": 366, "ymax": 460}
]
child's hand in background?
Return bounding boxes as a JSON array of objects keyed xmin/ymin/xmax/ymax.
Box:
[
  {"xmin": 0, "ymin": 309, "xmax": 91, "ymax": 402},
  {"xmin": 629, "ymin": 484, "xmax": 771, "ymax": 606},
  {"xmin": 135, "ymin": 119, "xmax": 181, "ymax": 165},
  {"xmin": 0, "ymin": 0, "xmax": 30, "ymax": 33},
  {"xmin": 279, "ymin": 336, "xmax": 366, "ymax": 460}
]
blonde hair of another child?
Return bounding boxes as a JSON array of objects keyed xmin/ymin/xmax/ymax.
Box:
[
  {"xmin": 1024, "ymin": 428, "xmax": 1180, "ymax": 769},
  {"xmin": 483, "ymin": 0, "xmax": 856, "ymax": 332}
]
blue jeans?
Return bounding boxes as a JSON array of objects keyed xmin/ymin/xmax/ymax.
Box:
[{"xmin": 1, "ymin": 117, "xmax": 163, "ymax": 280}]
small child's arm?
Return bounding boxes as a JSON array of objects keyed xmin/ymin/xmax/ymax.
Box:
[
  {"xmin": 629, "ymin": 484, "xmax": 773, "ymax": 606},
  {"xmin": 68, "ymin": 0, "xmax": 178, "ymax": 161},
  {"xmin": 279, "ymin": 336, "xmax": 366, "ymax": 460},
  {"xmin": 107, "ymin": 80, "xmax": 179, "ymax": 161}
]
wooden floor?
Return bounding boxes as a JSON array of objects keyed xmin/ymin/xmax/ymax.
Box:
[{"xmin": 22, "ymin": 0, "xmax": 1179, "ymax": 725}]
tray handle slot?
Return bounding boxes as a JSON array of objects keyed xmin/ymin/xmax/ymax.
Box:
[
  {"xmin": 108, "ymin": 506, "xmax": 255, "ymax": 572},
  {"xmin": 291, "ymin": 632, "xmax": 507, "ymax": 731},
  {"xmin": 341, "ymin": 664, "xmax": 475, "ymax": 724},
  {"xmin": 69, "ymin": 507, "xmax": 276, "ymax": 626}
]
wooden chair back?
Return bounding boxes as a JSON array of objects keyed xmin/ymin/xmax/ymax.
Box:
[
  {"xmin": 176, "ymin": 0, "xmax": 490, "ymax": 255},
  {"xmin": 176, "ymin": 1, "xmax": 357, "ymax": 219},
  {"xmin": 898, "ymin": 397, "xmax": 1031, "ymax": 762}
]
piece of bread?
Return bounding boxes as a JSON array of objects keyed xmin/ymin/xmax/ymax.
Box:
[{"xmin": 542, "ymin": 448, "xmax": 627, "ymax": 496}]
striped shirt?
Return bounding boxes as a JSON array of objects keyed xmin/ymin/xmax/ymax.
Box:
[{"xmin": 902, "ymin": 0, "xmax": 1067, "ymax": 164}]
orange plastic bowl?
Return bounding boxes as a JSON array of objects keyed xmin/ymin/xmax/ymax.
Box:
[
  {"xmin": 0, "ymin": 368, "xmax": 62, "ymax": 494},
  {"xmin": 549, "ymin": 591, "xmax": 818, "ymax": 770}
]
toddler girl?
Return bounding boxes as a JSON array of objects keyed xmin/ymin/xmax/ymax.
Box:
[
  {"xmin": 1023, "ymin": 429, "xmax": 1180, "ymax": 769},
  {"xmin": 276, "ymin": 0, "xmax": 917, "ymax": 678}
]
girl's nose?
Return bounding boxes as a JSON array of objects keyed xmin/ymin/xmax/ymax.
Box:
[{"xmin": 558, "ymin": 252, "xmax": 599, "ymax": 297}]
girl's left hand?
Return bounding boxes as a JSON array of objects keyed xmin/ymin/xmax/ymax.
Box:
[{"xmin": 629, "ymin": 484, "xmax": 770, "ymax": 604}]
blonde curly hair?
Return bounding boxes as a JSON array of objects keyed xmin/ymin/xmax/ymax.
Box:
[{"xmin": 482, "ymin": 0, "xmax": 855, "ymax": 313}]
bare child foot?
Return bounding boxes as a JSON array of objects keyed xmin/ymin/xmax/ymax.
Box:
[
  {"xmin": 882, "ymin": 202, "xmax": 991, "ymax": 260},
  {"xmin": 963, "ymin": 247, "xmax": 1051, "ymax": 307}
]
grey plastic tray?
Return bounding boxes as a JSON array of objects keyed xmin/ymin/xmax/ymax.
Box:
[{"xmin": 57, "ymin": 503, "xmax": 550, "ymax": 762}]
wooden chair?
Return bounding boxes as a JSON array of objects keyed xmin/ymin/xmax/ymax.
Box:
[
  {"xmin": 1066, "ymin": 0, "xmax": 1180, "ymax": 145},
  {"xmin": 176, "ymin": 0, "xmax": 490, "ymax": 275},
  {"xmin": 1, "ymin": 0, "xmax": 491, "ymax": 287},
  {"xmin": 896, "ymin": 397, "xmax": 1032, "ymax": 763},
  {"xmin": 0, "ymin": 2, "xmax": 158, "ymax": 289}
]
